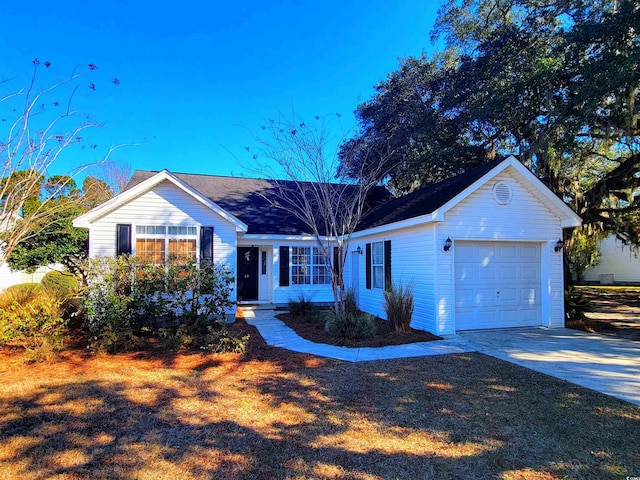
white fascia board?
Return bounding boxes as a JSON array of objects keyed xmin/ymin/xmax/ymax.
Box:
[
  {"xmin": 432, "ymin": 156, "xmax": 582, "ymax": 227},
  {"xmin": 350, "ymin": 214, "xmax": 438, "ymax": 240},
  {"xmin": 73, "ymin": 170, "xmax": 249, "ymax": 233},
  {"xmin": 239, "ymin": 234, "xmax": 337, "ymax": 243}
]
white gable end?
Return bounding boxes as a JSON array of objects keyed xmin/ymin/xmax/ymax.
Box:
[
  {"xmin": 87, "ymin": 180, "xmax": 237, "ymax": 266},
  {"xmin": 443, "ymin": 169, "xmax": 563, "ymax": 241}
]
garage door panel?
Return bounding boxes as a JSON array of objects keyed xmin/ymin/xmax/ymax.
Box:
[
  {"xmin": 456, "ymin": 243, "xmax": 475, "ymax": 257},
  {"xmin": 479, "ymin": 266, "xmax": 497, "ymax": 280},
  {"xmin": 455, "ymin": 288, "xmax": 477, "ymax": 307},
  {"xmin": 498, "ymin": 245, "xmax": 517, "ymax": 259},
  {"xmin": 520, "ymin": 288, "xmax": 538, "ymax": 303},
  {"xmin": 520, "ymin": 265, "xmax": 539, "ymax": 280},
  {"xmin": 499, "ymin": 266, "xmax": 518, "ymax": 280},
  {"xmin": 478, "ymin": 245, "xmax": 496, "ymax": 258},
  {"xmin": 520, "ymin": 245, "xmax": 539, "ymax": 260},
  {"xmin": 455, "ymin": 241, "xmax": 542, "ymax": 331},
  {"xmin": 498, "ymin": 288, "xmax": 517, "ymax": 302}
]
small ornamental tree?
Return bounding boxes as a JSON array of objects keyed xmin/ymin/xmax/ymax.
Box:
[{"xmin": 247, "ymin": 114, "xmax": 395, "ymax": 314}]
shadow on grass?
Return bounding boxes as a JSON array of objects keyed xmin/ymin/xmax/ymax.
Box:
[{"xmin": 0, "ymin": 340, "xmax": 638, "ymax": 479}]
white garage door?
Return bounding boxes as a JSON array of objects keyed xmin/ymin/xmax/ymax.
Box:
[{"xmin": 455, "ymin": 241, "xmax": 542, "ymax": 330}]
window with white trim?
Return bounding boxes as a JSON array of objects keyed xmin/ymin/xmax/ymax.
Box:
[
  {"xmin": 372, "ymin": 241, "xmax": 384, "ymax": 289},
  {"xmin": 135, "ymin": 225, "xmax": 197, "ymax": 263},
  {"xmin": 291, "ymin": 246, "xmax": 331, "ymax": 285}
]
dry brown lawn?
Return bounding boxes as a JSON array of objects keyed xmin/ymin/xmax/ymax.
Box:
[{"xmin": 1, "ymin": 321, "xmax": 638, "ymax": 479}]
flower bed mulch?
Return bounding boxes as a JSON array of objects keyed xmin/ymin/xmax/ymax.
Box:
[{"xmin": 276, "ymin": 312, "xmax": 442, "ymax": 348}]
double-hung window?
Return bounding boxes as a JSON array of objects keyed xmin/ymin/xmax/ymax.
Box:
[
  {"xmin": 366, "ymin": 240, "xmax": 391, "ymax": 290},
  {"xmin": 135, "ymin": 225, "xmax": 197, "ymax": 263},
  {"xmin": 371, "ymin": 241, "xmax": 384, "ymax": 289},
  {"xmin": 291, "ymin": 246, "xmax": 331, "ymax": 285}
]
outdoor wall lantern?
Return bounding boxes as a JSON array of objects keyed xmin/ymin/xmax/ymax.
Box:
[
  {"xmin": 356, "ymin": 246, "xmax": 363, "ymax": 255},
  {"xmin": 443, "ymin": 237, "xmax": 453, "ymax": 252},
  {"xmin": 554, "ymin": 238, "xmax": 564, "ymax": 252}
]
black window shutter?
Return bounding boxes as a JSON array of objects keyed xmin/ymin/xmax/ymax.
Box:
[
  {"xmin": 365, "ymin": 243, "xmax": 371, "ymax": 290},
  {"xmin": 279, "ymin": 246, "xmax": 290, "ymax": 286},
  {"xmin": 116, "ymin": 224, "xmax": 131, "ymax": 256},
  {"xmin": 384, "ymin": 240, "xmax": 392, "ymax": 291},
  {"xmin": 200, "ymin": 227, "xmax": 214, "ymax": 265},
  {"xmin": 333, "ymin": 246, "xmax": 339, "ymax": 274}
]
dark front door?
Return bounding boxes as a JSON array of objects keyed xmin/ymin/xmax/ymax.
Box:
[{"xmin": 238, "ymin": 247, "xmax": 259, "ymax": 301}]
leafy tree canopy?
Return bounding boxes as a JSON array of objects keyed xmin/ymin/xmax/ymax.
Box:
[
  {"xmin": 5, "ymin": 175, "xmax": 113, "ymax": 277},
  {"xmin": 340, "ymin": 0, "xmax": 639, "ymax": 276}
]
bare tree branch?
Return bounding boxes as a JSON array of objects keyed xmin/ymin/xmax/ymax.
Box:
[
  {"xmin": 246, "ymin": 113, "xmax": 396, "ymax": 312},
  {"xmin": 0, "ymin": 60, "xmax": 122, "ymax": 258}
]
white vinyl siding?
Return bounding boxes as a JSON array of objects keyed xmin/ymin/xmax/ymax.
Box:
[
  {"xmin": 353, "ymin": 168, "xmax": 567, "ymax": 335},
  {"xmin": 356, "ymin": 226, "xmax": 437, "ymax": 330},
  {"xmin": 88, "ymin": 180, "xmax": 236, "ymax": 265}
]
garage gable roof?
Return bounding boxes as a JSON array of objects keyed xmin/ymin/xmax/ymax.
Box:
[{"xmin": 357, "ymin": 156, "xmax": 582, "ymax": 232}]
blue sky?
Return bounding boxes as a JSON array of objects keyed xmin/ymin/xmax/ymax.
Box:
[{"xmin": 0, "ymin": 0, "xmax": 440, "ymax": 181}]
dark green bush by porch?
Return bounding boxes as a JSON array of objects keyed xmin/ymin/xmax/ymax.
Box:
[
  {"xmin": 324, "ymin": 311, "xmax": 376, "ymax": 340},
  {"xmin": 288, "ymin": 294, "xmax": 315, "ymax": 316}
]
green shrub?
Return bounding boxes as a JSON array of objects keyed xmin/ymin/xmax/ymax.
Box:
[
  {"xmin": 84, "ymin": 286, "xmax": 140, "ymax": 354},
  {"xmin": 0, "ymin": 286, "xmax": 65, "ymax": 355},
  {"xmin": 383, "ymin": 282, "xmax": 415, "ymax": 333},
  {"xmin": 83, "ymin": 256, "xmax": 235, "ymax": 353},
  {"xmin": 41, "ymin": 271, "xmax": 79, "ymax": 299},
  {"xmin": 324, "ymin": 311, "xmax": 376, "ymax": 340},
  {"xmin": 288, "ymin": 294, "xmax": 316, "ymax": 317},
  {"xmin": 565, "ymin": 287, "xmax": 592, "ymax": 323},
  {"xmin": 342, "ymin": 288, "xmax": 359, "ymax": 316}
]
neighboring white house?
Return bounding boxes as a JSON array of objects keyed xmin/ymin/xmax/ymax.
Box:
[
  {"xmin": 73, "ymin": 156, "xmax": 582, "ymax": 335},
  {"xmin": 583, "ymin": 235, "xmax": 640, "ymax": 284},
  {"xmin": 0, "ymin": 263, "xmax": 60, "ymax": 291}
]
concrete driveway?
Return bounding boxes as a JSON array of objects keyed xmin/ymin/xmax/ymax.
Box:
[{"xmin": 458, "ymin": 328, "xmax": 640, "ymax": 406}]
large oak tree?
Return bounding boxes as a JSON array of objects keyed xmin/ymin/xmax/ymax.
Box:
[{"xmin": 340, "ymin": 0, "xmax": 639, "ymax": 280}]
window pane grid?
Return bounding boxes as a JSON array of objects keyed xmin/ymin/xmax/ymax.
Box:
[
  {"xmin": 136, "ymin": 238, "xmax": 165, "ymax": 264},
  {"xmin": 290, "ymin": 246, "xmax": 331, "ymax": 285},
  {"xmin": 372, "ymin": 241, "xmax": 384, "ymax": 289},
  {"xmin": 135, "ymin": 225, "xmax": 198, "ymax": 263},
  {"xmin": 168, "ymin": 226, "xmax": 197, "ymax": 235},
  {"xmin": 169, "ymin": 239, "xmax": 196, "ymax": 261}
]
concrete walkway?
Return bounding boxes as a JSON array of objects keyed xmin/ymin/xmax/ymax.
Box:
[
  {"xmin": 241, "ymin": 308, "xmax": 640, "ymax": 406},
  {"xmin": 240, "ymin": 308, "xmax": 476, "ymax": 361}
]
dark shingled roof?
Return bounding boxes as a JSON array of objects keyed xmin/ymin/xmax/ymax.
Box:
[
  {"xmin": 125, "ymin": 159, "xmax": 503, "ymax": 236},
  {"xmin": 358, "ymin": 159, "xmax": 503, "ymax": 230},
  {"xmin": 124, "ymin": 171, "xmax": 391, "ymax": 236}
]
